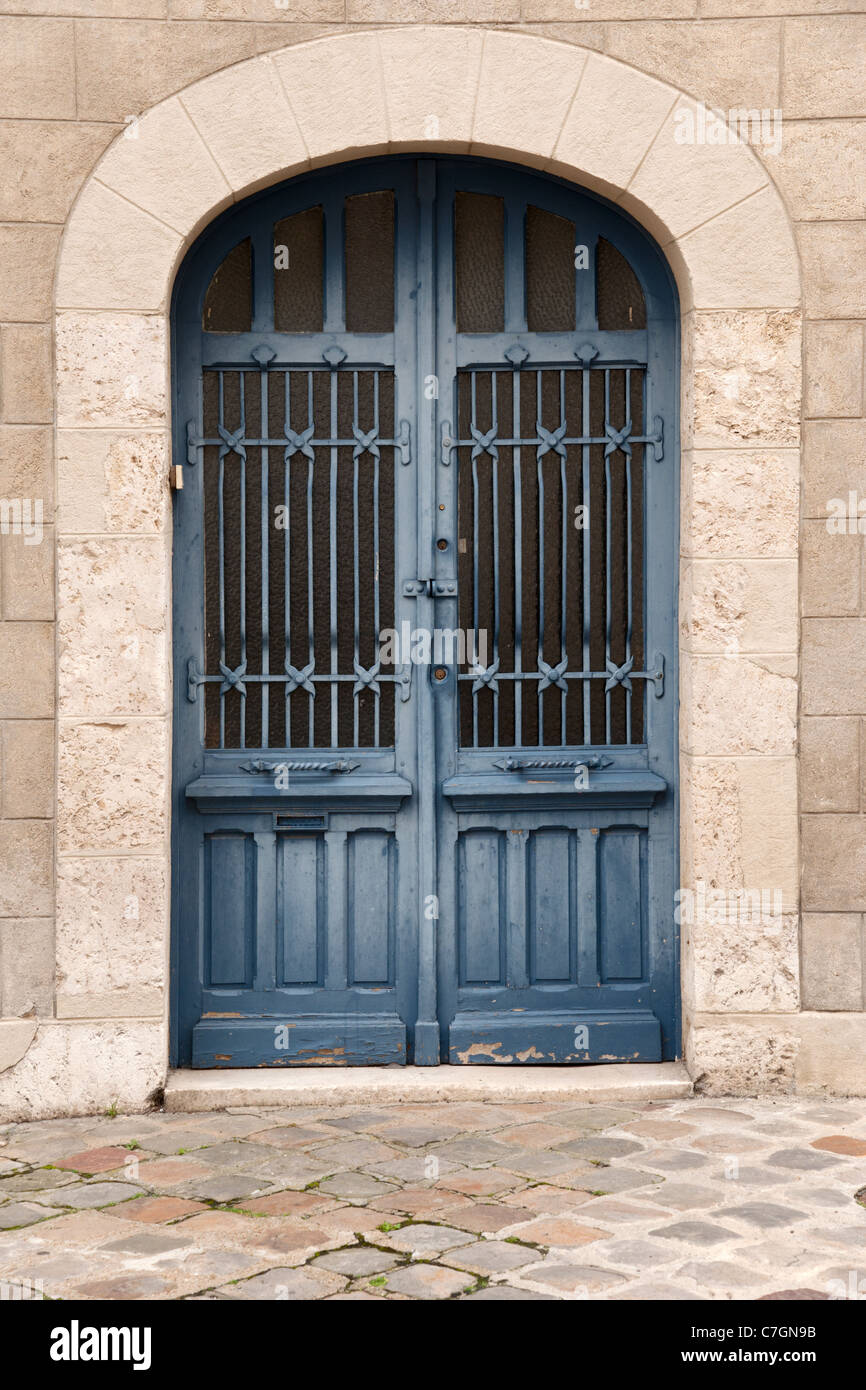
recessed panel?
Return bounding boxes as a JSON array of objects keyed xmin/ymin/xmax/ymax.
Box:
[
  {"xmin": 458, "ymin": 829, "xmax": 505, "ymax": 986},
  {"xmin": 347, "ymin": 830, "xmax": 395, "ymax": 986},
  {"xmin": 277, "ymin": 834, "xmax": 324, "ymax": 987},
  {"xmin": 528, "ymin": 828, "xmax": 574, "ymax": 984},
  {"xmin": 598, "ymin": 828, "xmax": 647, "ymax": 982},
  {"xmin": 204, "ymin": 832, "xmax": 255, "ymax": 987}
]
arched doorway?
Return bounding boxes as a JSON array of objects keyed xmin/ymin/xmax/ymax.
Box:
[{"xmin": 171, "ymin": 155, "xmax": 679, "ymax": 1069}]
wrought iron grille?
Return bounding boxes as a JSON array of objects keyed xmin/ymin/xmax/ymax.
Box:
[
  {"xmin": 194, "ymin": 366, "xmax": 403, "ymax": 751},
  {"xmin": 455, "ymin": 360, "xmax": 662, "ymax": 749}
]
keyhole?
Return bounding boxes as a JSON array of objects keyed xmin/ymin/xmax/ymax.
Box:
[
  {"xmin": 437, "ymin": 538, "xmax": 448, "ymax": 551},
  {"xmin": 434, "ymin": 667, "xmax": 447, "ymax": 682}
]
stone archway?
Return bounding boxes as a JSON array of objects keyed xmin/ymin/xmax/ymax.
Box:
[{"xmin": 2, "ymin": 27, "xmax": 804, "ymax": 1115}]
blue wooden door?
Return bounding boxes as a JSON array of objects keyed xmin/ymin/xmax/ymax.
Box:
[{"xmin": 171, "ymin": 157, "xmax": 679, "ymax": 1068}]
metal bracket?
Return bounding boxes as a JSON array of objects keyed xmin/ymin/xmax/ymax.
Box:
[
  {"xmin": 397, "ymin": 663, "xmax": 413, "ymax": 703},
  {"xmin": 187, "ymin": 658, "xmax": 204, "ymax": 703},
  {"xmin": 650, "ymin": 651, "xmax": 665, "ymax": 697},
  {"xmin": 440, "ymin": 420, "xmax": 454, "ymax": 466},
  {"xmin": 649, "ymin": 415, "xmax": 664, "ymax": 463},
  {"xmin": 402, "ymin": 578, "xmax": 457, "ymax": 597},
  {"xmin": 186, "ymin": 420, "xmax": 202, "ymax": 466},
  {"xmin": 398, "ymin": 418, "xmax": 412, "ymax": 466}
]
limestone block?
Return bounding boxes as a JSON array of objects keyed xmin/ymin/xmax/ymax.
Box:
[
  {"xmin": 804, "ymin": 320, "xmax": 864, "ymax": 419},
  {"xmin": 801, "ymin": 815, "xmax": 866, "ymax": 912},
  {"xmin": 550, "ymin": 52, "xmax": 676, "ymax": 201},
  {"xmin": 682, "ymin": 448, "xmax": 798, "ymax": 559},
  {"xmin": 797, "ymin": 223, "xmax": 866, "ymax": 320},
  {"xmin": 379, "ymin": 25, "xmax": 485, "ymax": 152},
  {"xmin": 0, "ymin": 1022, "xmax": 166, "ymax": 1121},
  {"xmin": 0, "ymin": 1018, "xmax": 38, "ymax": 1074},
  {"xmin": 802, "ymin": 420, "xmax": 866, "ymax": 520},
  {"xmin": 680, "ymin": 653, "xmax": 797, "ymax": 756},
  {"xmin": 271, "ymin": 34, "xmax": 389, "ymax": 165},
  {"xmin": 57, "ymin": 537, "xmax": 168, "ymax": 718},
  {"xmin": 472, "ymin": 30, "xmax": 585, "ymax": 166},
  {"xmin": 56, "ymin": 312, "xmax": 167, "ymax": 429},
  {"xmin": 57, "ymin": 719, "xmax": 167, "ymax": 854},
  {"xmin": 685, "ymin": 1014, "xmax": 800, "ymax": 1096},
  {"xmin": 760, "ymin": 119, "xmax": 866, "ymax": 222},
  {"xmin": 795, "ymin": 1013, "xmax": 866, "ymax": 1096},
  {"xmin": 180, "ymin": 56, "xmax": 308, "ymax": 197},
  {"xmin": 0, "ymin": 18, "xmax": 75, "ymax": 119},
  {"xmin": 0, "ymin": 820, "xmax": 53, "ymax": 917},
  {"xmin": 0, "ymin": 119, "xmax": 114, "ymax": 223},
  {"xmin": 677, "ymin": 187, "xmax": 799, "ymax": 312},
  {"xmin": 0, "ymin": 426, "xmax": 54, "ymax": 515},
  {"xmin": 0, "ymin": 224, "xmax": 61, "ymax": 322},
  {"xmin": 1, "ymin": 528, "xmax": 54, "ymax": 621},
  {"xmin": 799, "ymin": 716, "xmax": 859, "ymax": 814},
  {"xmin": 783, "ymin": 16, "xmax": 866, "ymax": 119},
  {"xmin": 0, "ymin": 720, "xmax": 55, "ymax": 819},
  {"xmin": 606, "ymin": 18, "xmax": 781, "ymax": 112},
  {"xmin": 801, "ymin": 519, "xmax": 859, "ymax": 617},
  {"xmin": 57, "ymin": 430, "xmax": 169, "ymax": 536},
  {"xmin": 0, "ymin": 622, "xmax": 54, "ymax": 718},
  {"xmin": 681, "ymin": 558, "xmax": 797, "ymax": 654},
  {"xmin": 56, "ymin": 180, "xmax": 181, "ymax": 314},
  {"xmin": 0, "ymin": 325, "xmax": 53, "ymax": 424},
  {"xmin": 0, "ymin": 919, "xmax": 54, "ymax": 1017},
  {"xmin": 689, "ymin": 310, "xmax": 801, "ymax": 449},
  {"xmin": 802, "ymin": 619, "xmax": 866, "ymax": 715},
  {"xmin": 801, "ymin": 914, "xmax": 863, "ymax": 1012},
  {"xmin": 56, "ymin": 857, "xmax": 166, "ymax": 1004}
]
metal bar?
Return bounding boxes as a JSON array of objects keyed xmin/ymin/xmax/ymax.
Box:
[
  {"xmin": 239, "ymin": 371, "xmax": 247, "ymax": 749},
  {"xmin": 559, "ymin": 367, "xmax": 567, "ymax": 748},
  {"xmin": 283, "ymin": 371, "xmax": 292, "ymax": 749},
  {"xmin": 512, "ymin": 369, "xmax": 522, "ymax": 748},
  {"xmin": 306, "ymin": 372, "xmax": 315, "ymax": 748},
  {"xmin": 626, "ymin": 367, "xmax": 634, "ymax": 746},
  {"xmin": 471, "ymin": 370, "xmax": 479, "ymax": 748},
  {"xmin": 202, "ymin": 332, "xmax": 397, "ymax": 368},
  {"xmin": 491, "ymin": 371, "xmax": 500, "ymax": 747},
  {"xmin": 373, "ymin": 371, "xmax": 381, "ymax": 749},
  {"xmin": 574, "ymin": 232, "xmax": 598, "ymax": 332},
  {"xmin": 353, "ymin": 371, "xmax": 360, "ymax": 749},
  {"xmin": 604, "ymin": 368, "xmax": 612, "ymax": 746},
  {"xmin": 217, "ymin": 372, "xmax": 226, "ymax": 748},
  {"xmin": 581, "ymin": 358, "xmax": 591, "ymax": 744},
  {"xmin": 260, "ymin": 367, "xmax": 269, "ymax": 748},
  {"xmin": 329, "ymin": 369, "xmax": 338, "ymax": 747},
  {"xmin": 536, "ymin": 369, "xmax": 544, "ymax": 746}
]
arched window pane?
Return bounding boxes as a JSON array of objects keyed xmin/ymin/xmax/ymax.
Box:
[
  {"xmin": 526, "ymin": 204, "xmax": 575, "ymax": 332},
  {"xmin": 202, "ymin": 238, "xmax": 251, "ymax": 333},
  {"xmin": 596, "ymin": 235, "xmax": 646, "ymax": 330}
]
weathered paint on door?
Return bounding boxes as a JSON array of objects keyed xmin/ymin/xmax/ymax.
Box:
[{"xmin": 170, "ymin": 156, "xmax": 680, "ymax": 1068}]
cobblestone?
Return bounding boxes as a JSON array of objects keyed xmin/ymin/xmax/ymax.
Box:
[{"xmin": 0, "ymin": 1095, "xmax": 863, "ymax": 1300}]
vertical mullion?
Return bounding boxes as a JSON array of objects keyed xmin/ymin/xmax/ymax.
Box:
[
  {"xmin": 218, "ymin": 370, "xmax": 226, "ymax": 749},
  {"xmin": 575, "ymin": 231, "xmax": 598, "ymax": 332},
  {"xmin": 329, "ymin": 369, "xmax": 339, "ymax": 748},
  {"xmin": 512, "ymin": 370, "xmax": 522, "ymax": 749},
  {"xmin": 251, "ymin": 222, "xmax": 274, "ymax": 334},
  {"xmin": 581, "ymin": 363, "xmax": 591, "ymax": 745},
  {"xmin": 604, "ymin": 368, "xmax": 612, "ymax": 746},
  {"xmin": 504, "ymin": 195, "xmax": 526, "ymax": 334},
  {"xmin": 260, "ymin": 368, "xmax": 269, "ymax": 748},
  {"xmin": 324, "ymin": 190, "xmax": 344, "ymax": 334}
]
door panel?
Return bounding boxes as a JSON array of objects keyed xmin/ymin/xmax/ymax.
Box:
[{"xmin": 171, "ymin": 156, "xmax": 679, "ymax": 1068}]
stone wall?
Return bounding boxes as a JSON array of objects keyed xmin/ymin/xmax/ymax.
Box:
[{"xmin": 0, "ymin": 3, "xmax": 863, "ymax": 1114}]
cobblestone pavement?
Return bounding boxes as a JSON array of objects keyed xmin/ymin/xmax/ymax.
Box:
[{"xmin": 1, "ymin": 1095, "xmax": 865, "ymax": 1301}]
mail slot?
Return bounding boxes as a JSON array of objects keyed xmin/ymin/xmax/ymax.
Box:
[{"xmin": 273, "ymin": 812, "xmax": 329, "ymax": 831}]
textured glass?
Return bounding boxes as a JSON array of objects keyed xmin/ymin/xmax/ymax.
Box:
[
  {"xmin": 345, "ymin": 190, "xmax": 395, "ymax": 333},
  {"xmin": 597, "ymin": 236, "xmax": 646, "ymax": 330},
  {"xmin": 526, "ymin": 204, "xmax": 576, "ymax": 332},
  {"xmin": 273, "ymin": 206, "xmax": 324, "ymax": 332},
  {"xmin": 202, "ymin": 239, "xmax": 252, "ymax": 333},
  {"xmin": 455, "ymin": 191, "xmax": 504, "ymax": 333}
]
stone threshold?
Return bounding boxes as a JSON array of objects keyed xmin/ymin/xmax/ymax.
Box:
[{"xmin": 165, "ymin": 1061, "xmax": 692, "ymax": 1111}]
